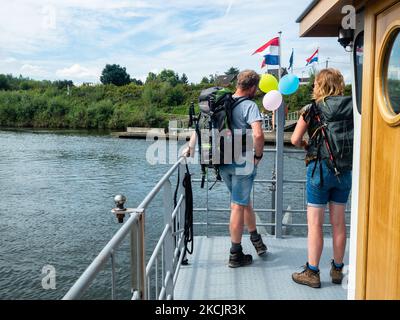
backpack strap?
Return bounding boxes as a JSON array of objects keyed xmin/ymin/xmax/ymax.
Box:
[
  {"xmin": 231, "ymin": 96, "xmax": 250, "ymax": 110},
  {"xmin": 224, "ymin": 96, "xmax": 250, "ymax": 131}
]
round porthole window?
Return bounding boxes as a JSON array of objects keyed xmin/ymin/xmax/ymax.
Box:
[{"xmin": 382, "ymin": 28, "xmax": 400, "ymax": 122}]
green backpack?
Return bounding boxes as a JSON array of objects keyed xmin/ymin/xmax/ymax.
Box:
[
  {"xmin": 308, "ymin": 97, "xmax": 354, "ymax": 185},
  {"xmin": 194, "ymin": 87, "xmax": 249, "ymax": 188}
]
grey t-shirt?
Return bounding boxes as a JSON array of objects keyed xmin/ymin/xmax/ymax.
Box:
[
  {"xmin": 231, "ymin": 97, "xmax": 263, "ymax": 130},
  {"xmin": 231, "ymin": 96, "xmax": 263, "ymax": 153}
]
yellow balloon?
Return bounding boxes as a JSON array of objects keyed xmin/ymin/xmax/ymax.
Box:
[{"xmin": 259, "ymin": 74, "xmax": 279, "ymax": 93}]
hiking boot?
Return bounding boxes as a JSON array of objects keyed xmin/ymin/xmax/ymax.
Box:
[
  {"xmin": 330, "ymin": 260, "xmax": 344, "ymax": 284},
  {"xmin": 292, "ymin": 263, "xmax": 321, "ymax": 288},
  {"xmin": 228, "ymin": 251, "xmax": 253, "ymax": 268},
  {"xmin": 250, "ymin": 236, "xmax": 268, "ymax": 256}
]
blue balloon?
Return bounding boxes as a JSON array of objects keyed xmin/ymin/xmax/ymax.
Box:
[{"xmin": 279, "ymin": 74, "xmax": 300, "ymax": 95}]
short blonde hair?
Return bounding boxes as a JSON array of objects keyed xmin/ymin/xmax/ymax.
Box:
[
  {"xmin": 313, "ymin": 68, "xmax": 345, "ymax": 103},
  {"xmin": 237, "ymin": 70, "xmax": 260, "ymax": 91}
]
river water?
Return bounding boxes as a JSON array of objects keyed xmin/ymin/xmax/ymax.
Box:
[{"xmin": 0, "ymin": 129, "xmax": 349, "ymax": 299}]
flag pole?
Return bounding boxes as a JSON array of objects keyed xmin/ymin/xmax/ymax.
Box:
[
  {"xmin": 275, "ymin": 30, "xmax": 284, "ymax": 237},
  {"xmin": 278, "ymin": 31, "xmax": 282, "ymax": 80},
  {"xmin": 291, "ymin": 49, "xmax": 294, "ymax": 74}
]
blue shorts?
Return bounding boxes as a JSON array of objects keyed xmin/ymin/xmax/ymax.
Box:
[
  {"xmin": 219, "ymin": 162, "xmax": 257, "ymax": 206},
  {"xmin": 306, "ymin": 160, "xmax": 352, "ymax": 208}
]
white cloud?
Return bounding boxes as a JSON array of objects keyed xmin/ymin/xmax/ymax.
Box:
[
  {"xmin": 56, "ymin": 64, "xmax": 98, "ymax": 79},
  {"xmin": 20, "ymin": 64, "xmax": 48, "ymax": 77},
  {"xmin": 0, "ymin": 0, "xmax": 352, "ymax": 84}
]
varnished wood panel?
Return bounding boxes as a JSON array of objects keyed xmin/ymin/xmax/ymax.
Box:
[
  {"xmin": 365, "ymin": 1, "xmax": 400, "ymax": 299},
  {"xmin": 355, "ymin": 0, "xmax": 400, "ymax": 300}
]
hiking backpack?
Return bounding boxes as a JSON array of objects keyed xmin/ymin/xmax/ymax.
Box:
[
  {"xmin": 194, "ymin": 87, "xmax": 249, "ymax": 189},
  {"xmin": 309, "ymin": 97, "xmax": 354, "ymax": 184}
]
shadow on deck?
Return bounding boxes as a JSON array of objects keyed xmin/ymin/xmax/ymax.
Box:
[{"xmin": 175, "ymin": 236, "xmax": 348, "ymax": 300}]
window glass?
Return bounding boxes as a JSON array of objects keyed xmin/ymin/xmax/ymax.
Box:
[
  {"xmin": 353, "ymin": 32, "xmax": 364, "ymax": 114},
  {"xmin": 385, "ymin": 30, "xmax": 400, "ymax": 114}
]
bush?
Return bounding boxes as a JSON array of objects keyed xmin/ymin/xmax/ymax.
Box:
[
  {"xmin": 165, "ymin": 84, "xmax": 186, "ymax": 107},
  {"xmin": 87, "ymin": 100, "xmax": 114, "ymax": 129},
  {"xmin": 0, "ymin": 72, "xmax": 352, "ymax": 130}
]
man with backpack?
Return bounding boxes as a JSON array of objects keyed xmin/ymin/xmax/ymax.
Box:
[
  {"xmin": 184, "ymin": 70, "xmax": 267, "ymax": 268},
  {"xmin": 219, "ymin": 70, "xmax": 267, "ymax": 268}
]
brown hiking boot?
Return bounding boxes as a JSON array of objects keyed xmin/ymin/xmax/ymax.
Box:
[
  {"xmin": 250, "ymin": 235, "xmax": 268, "ymax": 256},
  {"xmin": 292, "ymin": 263, "xmax": 321, "ymax": 288},
  {"xmin": 330, "ymin": 260, "xmax": 344, "ymax": 284},
  {"xmin": 228, "ymin": 251, "xmax": 253, "ymax": 268}
]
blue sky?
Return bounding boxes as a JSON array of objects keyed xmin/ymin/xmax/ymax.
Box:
[{"xmin": 0, "ymin": 0, "xmax": 352, "ymax": 84}]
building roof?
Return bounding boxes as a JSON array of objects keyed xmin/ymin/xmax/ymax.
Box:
[
  {"xmin": 296, "ymin": 0, "xmax": 320, "ymax": 23},
  {"xmin": 296, "ymin": 0, "xmax": 355, "ymax": 37},
  {"xmin": 215, "ymin": 74, "xmax": 236, "ymax": 86}
]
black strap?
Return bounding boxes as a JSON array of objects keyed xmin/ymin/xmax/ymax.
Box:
[
  {"xmin": 226, "ymin": 96, "xmax": 250, "ymax": 155},
  {"xmin": 194, "ymin": 111, "xmax": 207, "ymax": 188},
  {"xmin": 182, "ymin": 165, "xmax": 194, "ymax": 256},
  {"xmin": 173, "ymin": 164, "xmax": 194, "ymax": 264},
  {"xmin": 311, "ymin": 133, "xmax": 324, "ymax": 188},
  {"xmin": 231, "ymin": 96, "xmax": 250, "ymax": 110},
  {"xmin": 312, "ymin": 100, "xmax": 341, "ymax": 180}
]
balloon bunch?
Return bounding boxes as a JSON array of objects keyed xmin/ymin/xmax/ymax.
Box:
[{"xmin": 259, "ymin": 73, "xmax": 300, "ymax": 111}]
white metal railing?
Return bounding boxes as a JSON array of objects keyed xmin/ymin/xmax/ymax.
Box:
[
  {"xmin": 63, "ymin": 156, "xmax": 188, "ymax": 300},
  {"xmin": 262, "ymin": 113, "xmax": 273, "ymax": 132}
]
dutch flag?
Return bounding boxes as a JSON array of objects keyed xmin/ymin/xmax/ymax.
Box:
[
  {"xmin": 306, "ymin": 49, "xmax": 319, "ymax": 66},
  {"xmin": 252, "ymin": 37, "xmax": 280, "ymax": 68}
]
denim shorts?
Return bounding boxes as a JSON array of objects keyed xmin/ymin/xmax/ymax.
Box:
[
  {"xmin": 219, "ymin": 161, "xmax": 257, "ymax": 206},
  {"xmin": 306, "ymin": 160, "xmax": 352, "ymax": 208}
]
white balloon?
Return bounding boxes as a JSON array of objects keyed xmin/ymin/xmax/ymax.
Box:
[{"xmin": 262, "ymin": 90, "xmax": 283, "ymax": 111}]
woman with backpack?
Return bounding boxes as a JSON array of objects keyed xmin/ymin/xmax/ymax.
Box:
[{"xmin": 290, "ymin": 69, "xmax": 353, "ymax": 288}]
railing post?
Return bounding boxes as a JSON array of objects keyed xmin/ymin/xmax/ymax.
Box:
[
  {"xmin": 138, "ymin": 210, "xmax": 146, "ymax": 299},
  {"xmin": 206, "ymin": 172, "xmax": 209, "ymax": 237},
  {"xmin": 270, "ymin": 170, "xmax": 276, "ymax": 236},
  {"xmin": 130, "ymin": 217, "xmax": 138, "ymax": 298},
  {"xmin": 163, "ymin": 180, "xmax": 174, "ymax": 299},
  {"xmin": 130, "ymin": 209, "xmax": 146, "ymax": 299},
  {"xmin": 275, "ymin": 102, "xmax": 285, "ymax": 238}
]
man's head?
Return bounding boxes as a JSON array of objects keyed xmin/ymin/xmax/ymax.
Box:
[{"xmin": 236, "ymin": 70, "xmax": 260, "ymax": 99}]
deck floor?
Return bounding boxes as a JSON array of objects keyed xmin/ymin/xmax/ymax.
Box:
[{"xmin": 175, "ymin": 236, "xmax": 349, "ymax": 300}]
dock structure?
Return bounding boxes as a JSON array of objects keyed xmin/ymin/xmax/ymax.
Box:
[
  {"xmin": 175, "ymin": 236, "xmax": 348, "ymax": 300},
  {"xmin": 112, "ymin": 126, "xmax": 302, "ymax": 145}
]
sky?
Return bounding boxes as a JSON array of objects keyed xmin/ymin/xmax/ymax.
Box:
[{"xmin": 0, "ymin": 0, "xmax": 352, "ymax": 84}]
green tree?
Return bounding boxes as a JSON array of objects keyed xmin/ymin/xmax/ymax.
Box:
[
  {"xmin": 201, "ymin": 77, "xmax": 210, "ymax": 84},
  {"xmin": 225, "ymin": 67, "xmax": 240, "ymax": 78},
  {"xmin": 158, "ymin": 69, "xmax": 179, "ymax": 86},
  {"xmin": 131, "ymin": 78, "xmax": 143, "ymax": 86},
  {"xmin": 0, "ymin": 74, "xmax": 10, "ymax": 90},
  {"xmin": 180, "ymin": 73, "xmax": 188, "ymax": 85},
  {"xmin": 209, "ymin": 74, "xmax": 215, "ymax": 84},
  {"xmin": 145, "ymin": 72, "xmax": 157, "ymax": 83},
  {"xmin": 100, "ymin": 64, "xmax": 131, "ymax": 86},
  {"xmin": 53, "ymin": 80, "xmax": 74, "ymax": 90}
]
